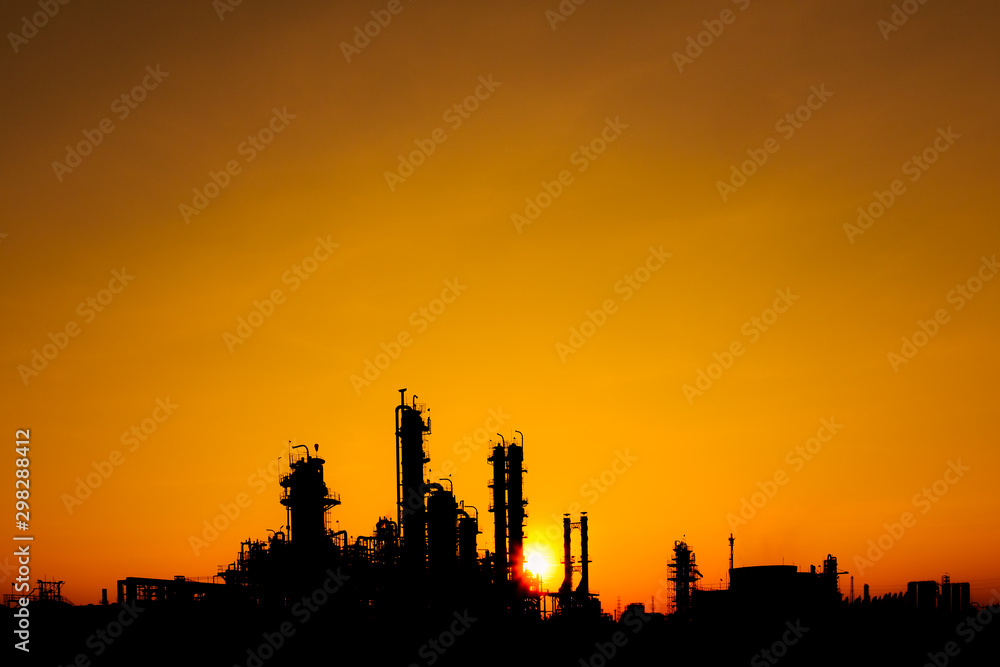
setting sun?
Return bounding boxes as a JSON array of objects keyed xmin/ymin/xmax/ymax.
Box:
[{"xmin": 524, "ymin": 546, "xmax": 557, "ymax": 584}]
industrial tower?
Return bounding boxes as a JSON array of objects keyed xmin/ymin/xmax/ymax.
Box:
[
  {"xmin": 669, "ymin": 538, "xmax": 702, "ymax": 616},
  {"xmin": 396, "ymin": 389, "xmax": 430, "ymax": 573}
]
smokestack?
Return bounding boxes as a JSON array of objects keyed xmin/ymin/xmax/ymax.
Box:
[
  {"xmin": 577, "ymin": 512, "xmax": 589, "ymax": 596},
  {"xmin": 561, "ymin": 514, "xmax": 572, "ymax": 593}
]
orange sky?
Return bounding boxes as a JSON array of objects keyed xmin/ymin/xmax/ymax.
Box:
[{"xmin": 3, "ymin": 0, "xmax": 999, "ymax": 609}]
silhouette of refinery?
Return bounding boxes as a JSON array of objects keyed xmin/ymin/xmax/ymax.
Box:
[
  {"xmin": 7, "ymin": 389, "xmax": 998, "ymax": 665},
  {"xmin": 100, "ymin": 389, "xmax": 598, "ymax": 620}
]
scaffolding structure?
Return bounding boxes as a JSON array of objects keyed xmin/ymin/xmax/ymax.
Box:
[{"xmin": 668, "ymin": 539, "xmax": 702, "ymax": 616}]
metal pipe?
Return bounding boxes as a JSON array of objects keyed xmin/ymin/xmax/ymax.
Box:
[{"xmin": 286, "ymin": 442, "xmax": 292, "ymax": 537}]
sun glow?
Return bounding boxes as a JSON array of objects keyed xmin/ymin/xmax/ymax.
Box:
[{"xmin": 523, "ymin": 546, "xmax": 556, "ymax": 583}]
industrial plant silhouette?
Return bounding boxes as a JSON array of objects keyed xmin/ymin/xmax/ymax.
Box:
[{"xmin": 7, "ymin": 390, "xmax": 999, "ymax": 666}]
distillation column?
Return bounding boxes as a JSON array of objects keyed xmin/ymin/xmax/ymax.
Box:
[
  {"xmin": 427, "ymin": 484, "xmax": 458, "ymax": 577},
  {"xmin": 280, "ymin": 444, "xmax": 340, "ymax": 551},
  {"xmin": 507, "ymin": 439, "xmax": 525, "ymax": 590},
  {"xmin": 488, "ymin": 442, "xmax": 507, "ymax": 585},
  {"xmin": 397, "ymin": 391, "xmax": 430, "ymax": 572}
]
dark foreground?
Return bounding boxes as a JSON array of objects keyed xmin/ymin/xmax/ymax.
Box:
[{"xmin": 6, "ymin": 601, "xmax": 1000, "ymax": 666}]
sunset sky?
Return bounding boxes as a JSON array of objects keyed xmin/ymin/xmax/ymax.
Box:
[{"xmin": 3, "ymin": 0, "xmax": 999, "ymax": 609}]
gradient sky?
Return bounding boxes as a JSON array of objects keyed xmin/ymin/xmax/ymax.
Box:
[{"xmin": 3, "ymin": 0, "xmax": 999, "ymax": 609}]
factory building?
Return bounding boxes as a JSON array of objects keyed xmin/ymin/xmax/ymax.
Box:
[{"xmin": 690, "ymin": 536, "xmax": 845, "ymax": 617}]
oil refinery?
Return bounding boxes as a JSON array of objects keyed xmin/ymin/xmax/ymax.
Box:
[{"xmin": 6, "ymin": 389, "xmax": 997, "ymax": 666}]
